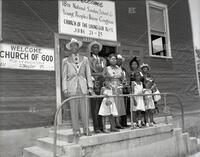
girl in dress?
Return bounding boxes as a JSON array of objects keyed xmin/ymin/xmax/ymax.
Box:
[
  {"xmin": 131, "ymin": 72, "xmax": 146, "ymax": 128},
  {"xmin": 143, "ymin": 79, "xmax": 155, "ymax": 127},
  {"xmin": 141, "ymin": 63, "xmax": 159, "ymax": 120},
  {"xmin": 129, "ymin": 57, "xmax": 142, "ymax": 128},
  {"xmin": 99, "ymin": 79, "xmax": 119, "ymax": 132},
  {"xmin": 140, "ymin": 63, "xmax": 154, "ymax": 86},
  {"xmin": 129, "ymin": 57, "xmax": 143, "ymax": 81}
]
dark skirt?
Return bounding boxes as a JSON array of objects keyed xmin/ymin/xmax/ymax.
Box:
[{"xmin": 113, "ymin": 88, "xmax": 126, "ymax": 116}]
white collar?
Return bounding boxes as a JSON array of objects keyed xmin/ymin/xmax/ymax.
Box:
[
  {"xmin": 72, "ymin": 53, "xmax": 79, "ymax": 58},
  {"xmin": 92, "ymin": 54, "xmax": 100, "ymax": 60}
]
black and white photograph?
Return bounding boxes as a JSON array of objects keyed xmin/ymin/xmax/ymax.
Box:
[{"xmin": 0, "ymin": 0, "xmax": 200, "ymax": 157}]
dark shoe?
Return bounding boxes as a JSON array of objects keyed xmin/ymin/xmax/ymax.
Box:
[
  {"xmin": 110, "ymin": 127, "xmax": 120, "ymax": 132},
  {"xmin": 122, "ymin": 124, "xmax": 130, "ymax": 128},
  {"xmin": 94, "ymin": 129, "xmax": 102, "ymax": 133},
  {"xmin": 102, "ymin": 129, "xmax": 110, "ymax": 133},
  {"xmin": 116, "ymin": 125, "xmax": 124, "ymax": 129},
  {"xmin": 141, "ymin": 121, "xmax": 146, "ymax": 126},
  {"xmin": 83, "ymin": 128, "xmax": 92, "ymax": 136}
]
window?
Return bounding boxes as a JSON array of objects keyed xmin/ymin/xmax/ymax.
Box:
[{"xmin": 146, "ymin": 1, "xmax": 171, "ymax": 58}]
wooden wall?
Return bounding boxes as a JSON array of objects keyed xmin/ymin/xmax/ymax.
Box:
[
  {"xmin": 0, "ymin": 68, "xmax": 56, "ymax": 129},
  {"xmin": 116, "ymin": 0, "xmax": 199, "ymax": 101}
]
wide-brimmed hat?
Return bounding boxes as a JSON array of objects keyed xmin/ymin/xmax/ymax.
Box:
[
  {"xmin": 117, "ymin": 54, "xmax": 125, "ymax": 62},
  {"xmin": 66, "ymin": 38, "xmax": 83, "ymax": 50},
  {"xmin": 88, "ymin": 41, "xmax": 102, "ymax": 52},
  {"xmin": 108, "ymin": 53, "xmax": 116, "ymax": 60},
  {"xmin": 140, "ymin": 63, "xmax": 150, "ymax": 70}
]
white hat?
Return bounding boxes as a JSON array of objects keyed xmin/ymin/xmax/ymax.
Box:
[
  {"xmin": 140, "ymin": 63, "xmax": 150, "ymax": 70},
  {"xmin": 117, "ymin": 54, "xmax": 125, "ymax": 62},
  {"xmin": 88, "ymin": 41, "xmax": 103, "ymax": 52},
  {"xmin": 66, "ymin": 38, "xmax": 83, "ymax": 50}
]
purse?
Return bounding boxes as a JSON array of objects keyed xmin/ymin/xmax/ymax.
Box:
[
  {"xmin": 105, "ymin": 98, "xmax": 112, "ymax": 106},
  {"xmin": 153, "ymin": 89, "xmax": 161, "ymax": 102}
]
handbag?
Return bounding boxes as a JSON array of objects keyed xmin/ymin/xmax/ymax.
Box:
[
  {"xmin": 153, "ymin": 89, "xmax": 161, "ymax": 102},
  {"xmin": 105, "ymin": 98, "xmax": 112, "ymax": 106}
]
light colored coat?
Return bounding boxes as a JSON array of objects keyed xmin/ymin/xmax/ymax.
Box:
[{"xmin": 62, "ymin": 54, "xmax": 93, "ymax": 96}]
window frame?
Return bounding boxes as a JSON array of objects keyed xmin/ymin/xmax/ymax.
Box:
[{"xmin": 146, "ymin": 0, "xmax": 172, "ymax": 59}]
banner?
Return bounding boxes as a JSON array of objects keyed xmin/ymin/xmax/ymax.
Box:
[
  {"xmin": 0, "ymin": 43, "xmax": 54, "ymax": 71},
  {"xmin": 58, "ymin": 0, "xmax": 117, "ymax": 41}
]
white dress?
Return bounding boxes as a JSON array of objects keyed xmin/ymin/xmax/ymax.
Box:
[
  {"xmin": 144, "ymin": 89, "xmax": 155, "ymax": 110},
  {"xmin": 98, "ymin": 88, "xmax": 118, "ymax": 116},
  {"xmin": 130, "ymin": 81, "xmax": 145, "ymax": 111}
]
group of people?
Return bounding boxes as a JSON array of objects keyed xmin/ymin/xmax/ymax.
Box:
[{"xmin": 62, "ymin": 38, "xmax": 161, "ymax": 142}]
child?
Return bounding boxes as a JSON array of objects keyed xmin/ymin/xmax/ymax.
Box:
[
  {"xmin": 143, "ymin": 79, "xmax": 155, "ymax": 127},
  {"xmin": 131, "ymin": 72, "xmax": 146, "ymax": 128},
  {"xmin": 140, "ymin": 63, "xmax": 159, "ymax": 123},
  {"xmin": 98, "ymin": 80, "xmax": 119, "ymax": 133},
  {"xmin": 140, "ymin": 63, "xmax": 154, "ymax": 84}
]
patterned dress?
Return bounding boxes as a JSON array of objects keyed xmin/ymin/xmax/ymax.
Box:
[
  {"xmin": 104, "ymin": 66, "xmax": 126, "ymax": 116},
  {"xmin": 99, "ymin": 87, "xmax": 118, "ymax": 116}
]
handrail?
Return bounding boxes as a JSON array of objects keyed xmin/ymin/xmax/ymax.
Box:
[{"xmin": 53, "ymin": 92, "xmax": 184, "ymax": 157}]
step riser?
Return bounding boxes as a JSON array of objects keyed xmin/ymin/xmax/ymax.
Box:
[
  {"xmin": 37, "ymin": 141, "xmax": 65, "ymax": 156},
  {"xmin": 23, "ymin": 150, "xmax": 39, "ymax": 157},
  {"xmin": 23, "ymin": 147, "xmax": 54, "ymax": 157},
  {"xmin": 49, "ymin": 132, "xmax": 72, "ymax": 143},
  {"xmin": 197, "ymin": 144, "xmax": 200, "ymax": 152},
  {"xmin": 189, "ymin": 137, "xmax": 198, "ymax": 155},
  {"xmin": 182, "ymin": 132, "xmax": 190, "ymax": 155}
]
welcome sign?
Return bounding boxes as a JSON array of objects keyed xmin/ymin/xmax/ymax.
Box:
[
  {"xmin": 58, "ymin": 0, "xmax": 117, "ymax": 41},
  {"xmin": 0, "ymin": 43, "xmax": 54, "ymax": 71}
]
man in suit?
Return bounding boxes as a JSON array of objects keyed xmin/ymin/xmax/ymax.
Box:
[
  {"xmin": 88, "ymin": 41, "xmax": 107, "ymax": 133},
  {"xmin": 62, "ymin": 38, "xmax": 94, "ymax": 139}
]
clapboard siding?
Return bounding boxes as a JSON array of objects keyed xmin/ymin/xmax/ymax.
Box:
[
  {"xmin": 0, "ymin": 96, "xmax": 56, "ymax": 129},
  {"xmin": 0, "ymin": 68, "xmax": 56, "ymax": 129},
  {"xmin": 2, "ymin": 0, "xmax": 57, "ymax": 47},
  {"xmin": 116, "ymin": 0, "xmax": 148, "ymax": 46},
  {"xmin": 0, "ymin": 69, "xmax": 56, "ymax": 97}
]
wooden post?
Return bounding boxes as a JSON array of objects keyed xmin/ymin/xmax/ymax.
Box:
[{"xmin": 54, "ymin": 33, "xmax": 62, "ymax": 124}]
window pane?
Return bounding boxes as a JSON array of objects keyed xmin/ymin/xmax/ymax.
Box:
[
  {"xmin": 150, "ymin": 6, "xmax": 165, "ymax": 33},
  {"xmin": 151, "ymin": 34, "xmax": 167, "ymax": 56}
]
